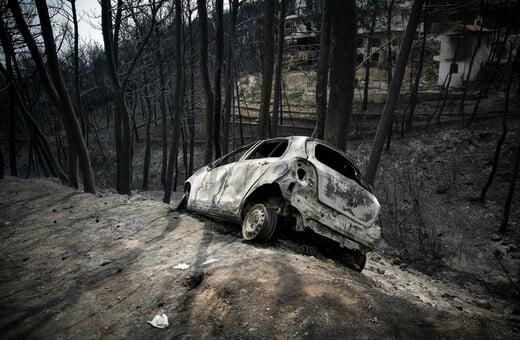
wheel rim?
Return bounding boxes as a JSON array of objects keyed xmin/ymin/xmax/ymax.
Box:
[{"xmin": 243, "ymin": 206, "xmax": 266, "ymax": 239}]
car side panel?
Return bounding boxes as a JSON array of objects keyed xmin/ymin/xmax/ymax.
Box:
[
  {"xmin": 188, "ymin": 164, "xmax": 232, "ymax": 210},
  {"xmin": 214, "ymin": 158, "xmax": 275, "ymax": 215}
]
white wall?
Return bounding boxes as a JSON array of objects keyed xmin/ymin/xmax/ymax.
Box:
[{"xmin": 437, "ymin": 34, "xmax": 492, "ymax": 88}]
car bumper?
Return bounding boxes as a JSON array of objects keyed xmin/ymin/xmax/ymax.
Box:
[{"xmin": 290, "ymin": 189, "xmax": 381, "ymax": 252}]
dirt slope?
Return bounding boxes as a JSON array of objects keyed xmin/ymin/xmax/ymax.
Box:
[{"xmin": 0, "ymin": 177, "xmax": 519, "ymax": 339}]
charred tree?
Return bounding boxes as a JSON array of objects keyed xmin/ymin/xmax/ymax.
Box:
[
  {"xmin": 458, "ymin": 19, "xmax": 484, "ymax": 124},
  {"xmin": 222, "ymin": 0, "xmax": 240, "ymax": 154},
  {"xmin": 163, "ymin": 0, "xmax": 183, "ymax": 203},
  {"xmin": 314, "ymin": 0, "xmax": 331, "ymax": 140},
  {"xmin": 405, "ymin": 2, "xmax": 428, "ymax": 131},
  {"xmin": 0, "ymin": 148, "xmax": 3, "ymax": 179},
  {"xmin": 70, "ymin": 0, "xmax": 85, "ymax": 141},
  {"xmin": 257, "ymin": 0, "xmax": 276, "ymax": 140},
  {"xmin": 141, "ymin": 65, "xmax": 154, "ymax": 191},
  {"xmin": 480, "ymin": 44, "xmax": 517, "ymax": 203},
  {"xmin": 101, "ymin": 0, "xmax": 163, "ymax": 194},
  {"xmin": 362, "ymin": 0, "xmax": 378, "ymax": 112},
  {"xmin": 324, "ymin": 0, "xmax": 357, "ymax": 149},
  {"xmin": 197, "ymin": 0, "xmax": 215, "ymax": 163},
  {"xmin": 186, "ymin": 1, "xmax": 196, "ymax": 174},
  {"xmin": 8, "ymin": 0, "xmax": 96, "ymax": 192},
  {"xmin": 365, "ymin": 0, "xmax": 425, "ymax": 185},
  {"xmin": 386, "ymin": 0, "xmax": 395, "ymax": 87},
  {"xmin": 154, "ymin": 26, "xmax": 169, "ymax": 188},
  {"xmin": 0, "ymin": 15, "xmax": 18, "ymax": 177},
  {"xmin": 101, "ymin": 0, "xmax": 132, "ymax": 194},
  {"xmin": 271, "ymin": 0, "xmax": 286, "ymax": 138},
  {"xmin": 500, "ymin": 140, "xmax": 520, "ymax": 233},
  {"xmin": 213, "ymin": 0, "xmax": 224, "ymax": 158}
]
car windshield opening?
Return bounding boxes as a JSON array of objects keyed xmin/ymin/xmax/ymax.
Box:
[{"xmin": 213, "ymin": 143, "xmax": 252, "ymax": 167}]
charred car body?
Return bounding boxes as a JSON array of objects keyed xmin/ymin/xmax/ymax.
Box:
[{"xmin": 180, "ymin": 136, "xmax": 381, "ymax": 271}]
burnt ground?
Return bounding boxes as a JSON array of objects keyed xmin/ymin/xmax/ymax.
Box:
[{"xmin": 1, "ymin": 116, "xmax": 520, "ymax": 339}]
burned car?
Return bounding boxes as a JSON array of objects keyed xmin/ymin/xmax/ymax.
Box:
[{"xmin": 179, "ymin": 136, "xmax": 381, "ymax": 271}]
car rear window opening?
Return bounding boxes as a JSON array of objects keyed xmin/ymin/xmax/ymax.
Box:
[{"xmin": 315, "ymin": 144, "xmax": 357, "ymax": 180}]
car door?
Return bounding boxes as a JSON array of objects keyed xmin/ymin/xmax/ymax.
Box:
[
  {"xmin": 190, "ymin": 144, "xmax": 252, "ymax": 211},
  {"xmin": 217, "ymin": 139, "xmax": 289, "ymax": 215}
]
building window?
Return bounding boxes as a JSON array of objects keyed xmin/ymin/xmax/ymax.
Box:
[
  {"xmin": 450, "ymin": 63, "xmax": 458, "ymax": 74},
  {"xmin": 356, "ymin": 53, "xmax": 364, "ymax": 64},
  {"xmin": 369, "ymin": 37, "xmax": 381, "ymax": 47},
  {"xmin": 357, "ymin": 38, "xmax": 363, "ymax": 47},
  {"xmin": 371, "ymin": 52, "xmax": 380, "ymax": 62}
]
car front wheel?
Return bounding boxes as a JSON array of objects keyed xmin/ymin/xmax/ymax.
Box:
[{"xmin": 242, "ymin": 203, "xmax": 277, "ymax": 242}]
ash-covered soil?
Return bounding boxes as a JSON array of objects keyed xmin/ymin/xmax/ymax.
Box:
[{"xmin": 1, "ymin": 175, "xmax": 519, "ymax": 339}]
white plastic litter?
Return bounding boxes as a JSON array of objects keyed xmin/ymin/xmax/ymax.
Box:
[
  {"xmin": 174, "ymin": 263, "xmax": 190, "ymax": 270},
  {"xmin": 147, "ymin": 314, "xmax": 169, "ymax": 329},
  {"xmin": 201, "ymin": 258, "xmax": 219, "ymax": 266}
]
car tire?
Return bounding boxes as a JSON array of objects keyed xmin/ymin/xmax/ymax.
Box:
[
  {"xmin": 242, "ymin": 203, "xmax": 277, "ymax": 242},
  {"xmin": 338, "ymin": 250, "xmax": 367, "ymax": 272},
  {"xmin": 352, "ymin": 251, "xmax": 367, "ymax": 272}
]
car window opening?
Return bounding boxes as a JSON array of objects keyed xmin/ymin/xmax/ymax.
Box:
[
  {"xmin": 213, "ymin": 143, "xmax": 252, "ymax": 167},
  {"xmin": 315, "ymin": 144, "xmax": 358, "ymax": 180},
  {"xmin": 248, "ymin": 140, "xmax": 288, "ymax": 159}
]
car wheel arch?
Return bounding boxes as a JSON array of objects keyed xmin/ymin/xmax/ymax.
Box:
[{"xmin": 240, "ymin": 183, "xmax": 285, "ymax": 220}]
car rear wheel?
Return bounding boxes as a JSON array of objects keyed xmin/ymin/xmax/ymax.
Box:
[
  {"xmin": 352, "ymin": 251, "xmax": 367, "ymax": 272},
  {"xmin": 242, "ymin": 203, "xmax": 277, "ymax": 242}
]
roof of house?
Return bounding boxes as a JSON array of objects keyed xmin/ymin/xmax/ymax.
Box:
[{"xmin": 444, "ymin": 24, "xmax": 494, "ymax": 36}]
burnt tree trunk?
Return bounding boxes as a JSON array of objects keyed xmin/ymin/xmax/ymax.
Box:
[
  {"xmin": 459, "ymin": 19, "xmax": 484, "ymax": 124},
  {"xmin": 197, "ymin": 0, "xmax": 215, "ymax": 163},
  {"xmin": 187, "ymin": 1, "xmax": 196, "ymax": 175},
  {"xmin": 0, "ymin": 148, "xmax": 3, "ymax": 179},
  {"xmin": 324, "ymin": 0, "xmax": 357, "ymax": 149},
  {"xmin": 9, "ymin": 0, "xmax": 95, "ymax": 192},
  {"xmin": 271, "ymin": 0, "xmax": 286, "ymax": 138},
  {"xmin": 386, "ymin": 0, "xmax": 395, "ymax": 87},
  {"xmin": 480, "ymin": 45, "xmax": 516, "ymax": 203},
  {"xmin": 362, "ymin": 0, "xmax": 378, "ymax": 112},
  {"xmin": 257, "ymin": 0, "xmax": 276, "ymax": 140},
  {"xmin": 314, "ymin": 0, "xmax": 331, "ymax": 140},
  {"xmin": 101, "ymin": 0, "xmax": 132, "ymax": 194},
  {"xmin": 0, "ymin": 62, "xmax": 68, "ymax": 183},
  {"xmin": 213, "ymin": 0, "xmax": 224, "ymax": 158},
  {"xmin": 435, "ymin": 4, "xmax": 469, "ymax": 125},
  {"xmin": 365, "ymin": 0, "xmax": 424, "ymax": 185},
  {"xmin": 222, "ymin": 0, "xmax": 240, "ymax": 154},
  {"xmin": 406, "ymin": 4, "xmax": 428, "ymax": 131},
  {"xmin": 155, "ymin": 27, "xmax": 169, "ymax": 188},
  {"xmin": 0, "ymin": 17, "xmax": 18, "ymax": 177},
  {"xmin": 500, "ymin": 140, "xmax": 520, "ymax": 233},
  {"xmin": 71, "ymin": 0, "xmax": 85, "ymax": 142},
  {"xmin": 141, "ymin": 67, "xmax": 154, "ymax": 191},
  {"xmin": 163, "ymin": 0, "xmax": 183, "ymax": 203}
]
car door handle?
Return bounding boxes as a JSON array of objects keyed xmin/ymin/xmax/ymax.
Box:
[{"xmin": 258, "ymin": 161, "xmax": 269, "ymax": 166}]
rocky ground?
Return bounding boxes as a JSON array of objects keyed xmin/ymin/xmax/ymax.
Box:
[{"xmin": 1, "ymin": 173, "xmax": 519, "ymax": 339}]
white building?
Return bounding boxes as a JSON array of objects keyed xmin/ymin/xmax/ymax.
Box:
[{"xmin": 434, "ymin": 19, "xmax": 493, "ymax": 88}]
